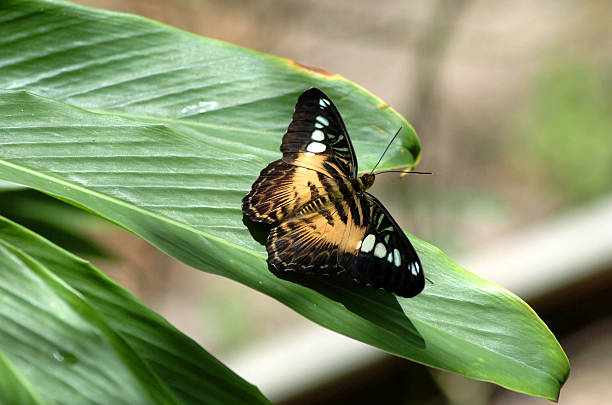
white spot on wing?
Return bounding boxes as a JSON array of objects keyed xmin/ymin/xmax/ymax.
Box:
[
  {"xmin": 315, "ymin": 122, "xmax": 324, "ymax": 129},
  {"xmin": 411, "ymin": 262, "xmax": 420, "ymax": 275},
  {"xmin": 306, "ymin": 142, "xmax": 326, "ymax": 153},
  {"xmin": 311, "ymin": 130, "xmax": 325, "ymax": 141},
  {"xmin": 393, "ymin": 249, "xmax": 401, "ymax": 267},
  {"xmin": 360, "ymin": 234, "xmax": 375, "ymax": 253},
  {"xmin": 387, "ymin": 252, "xmax": 393, "ymax": 263},
  {"xmin": 316, "ymin": 115, "xmax": 329, "ymax": 126},
  {"xmin": 374, "ymin": 243, "xmax": 387, "ymax": 258}
]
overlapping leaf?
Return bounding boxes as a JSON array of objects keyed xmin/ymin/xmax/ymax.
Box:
[
  {"xmin": 0, "ymin": 216, "xmax": 269, "ymax": 404},
  {"xmin": 0, "ymin": 0, "xmax": 568, "ymax": 400}
]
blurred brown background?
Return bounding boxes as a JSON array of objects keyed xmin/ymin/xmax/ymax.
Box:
[{"xmin": 66, "ymin": 0, "xmax": 611, "ymax": 404}]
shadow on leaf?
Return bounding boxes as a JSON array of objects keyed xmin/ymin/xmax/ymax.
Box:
[
  {"xmin": 243, "ymin": 215, "xmax": 425, "ymax": 348},
  {"xmin": 273, "ymin": 266, "xmax": 425, "ymax": 349},
  {"xmin": 242, "ymin": 214, "xmax": 272, "ymax": 246}
]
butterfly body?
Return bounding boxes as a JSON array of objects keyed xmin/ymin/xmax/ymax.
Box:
[{"xmin": 242, "ymin": 88, "xmax": 424, "ymax": 297}]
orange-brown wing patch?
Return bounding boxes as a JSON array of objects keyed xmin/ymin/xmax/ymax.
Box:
[
  {"xmin": 338, "ymin": 200, "xmax": 369, "ymax": 258},
  {"xmin": 267, "ymin": 199, "xmax": 368, "ymax": 275},
  {"xmin": 267, "ymin": 211, "xmax": 344, "ymax": 274},
  {"xmin": 242, "ymin": 159, "xmax": 325, "ymax": 224},
  {"xmin": 282, "ymin": 151, "xmax": 350, "ymax": 180}
]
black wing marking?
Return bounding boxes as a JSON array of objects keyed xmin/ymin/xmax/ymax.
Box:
[
  {"xmin": 266, "ymin": 209, "xmax": 346, "ymax": 275},
  {"xmin": 338, "ymin": 193, "xmax": 424, "ymax": 298},
  {"xmin": 242, "ymin": 160, "xmax": 326, "ymax": 224},
  {"xmin": 280, "ymin": 88, "xmax": 358, "ymax": 178}
]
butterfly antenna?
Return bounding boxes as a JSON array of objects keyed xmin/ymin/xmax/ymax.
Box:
[
  {"xmin": 376, "ymin": 170, "xmax": 432, "ymax": 175},
  {"xmin": 370, "ymin": 127, "xmax": 402, "ymax": 175}
]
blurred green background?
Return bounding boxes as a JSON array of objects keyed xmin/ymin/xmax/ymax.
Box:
[{"xmin": 2, "ymin": 0, "xmax": 610, "ymax": 404}]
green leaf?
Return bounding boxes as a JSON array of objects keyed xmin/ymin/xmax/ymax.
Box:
[
  {"xmin": 0, "ymin": 180, "xmax": 25, "ymax": 191},
  {"xmin": 0, "ymin": 0, "xmax": 569, "ymax": 401},
  {"xmin": 0, "ymin": 189, "xmax": 112, "ymax": 258},
  {"xmin": 0, "ymin": 215, "xmax": 270, "ymax": 404},
  {"xmin": 0, "ymin": 351, "xmax": 45, "ymax": 405}
]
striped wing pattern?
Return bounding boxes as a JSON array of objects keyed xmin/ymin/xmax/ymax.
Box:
[
  {"xmin": 280, "ymin": 88, "xmax": 357, "ymax": 177},
  {"xmin": 267, "ymin": 209, "xmax": 347, "ymax": 274},
  {"xmin": 338, "ymin": 193, "xmax": 424, "ymax": 298},
  {"xmin": 242, "ymin": 159, "xmax": 322, "ymax": 225},
  {"xmin": 242, "ymin": 88, "xmax": 424, "ymax": 297}
]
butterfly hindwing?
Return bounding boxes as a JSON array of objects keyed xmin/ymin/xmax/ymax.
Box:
[
  {"xmin": 265, "ymin": 189, "xmax": 424, "ymax": 297},
  {"xmin": 338, "ymin": 193, "xmax": 424, "ymax": 297},
  {"xmin": 267, "ymin": 209, "xmax": 345, "ymax": 275},
  {"xmin": 280, "ymin": 88, "xmax": 357, "ymax": 177}
]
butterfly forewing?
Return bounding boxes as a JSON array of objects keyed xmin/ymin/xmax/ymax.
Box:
[
  {"xmin": 338, "ymin": 193, "xmax": 424, "ymax": 297},
  {"xmin": 242, "ymin": 160, "xmax": 326, "ymax": 224},
  {"xmin": 280, "ymin": 88, "xmax": 357, "ymax": 177},
  {"xmin": 243, "ymin": 89, "xmax": 355, "ymax": 224}
]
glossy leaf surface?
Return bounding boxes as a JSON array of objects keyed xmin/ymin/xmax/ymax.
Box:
[{"xmin": 0, "ymin": 0, "xmax": 568, "ymax": 400}]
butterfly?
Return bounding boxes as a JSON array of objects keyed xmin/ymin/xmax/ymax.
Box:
[{"xmin": 242, "ymin": 88, "xmax": 424, "ymax": 297}]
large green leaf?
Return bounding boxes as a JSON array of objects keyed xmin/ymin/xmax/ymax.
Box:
[
  {"xmin": 0, "ymin": 188, "xmax": 112, "ymax": 258},
  {"xmin": 0, "ymin": 215, "xmax": 269, "ymax": 404},
  {"xmin": 0, "ymin": 351, "xmax": 45, "ymax": 405},
  {"xmin": 0, "ymin": 0, "xmax": 568, "ymax": 401}
]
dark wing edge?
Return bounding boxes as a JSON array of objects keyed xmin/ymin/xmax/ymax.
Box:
[
  {"xmin": 338, "ymin": 193, "xmax": 425, "ymax": 298},
  {"xmin": 281, "ymin": 88, "xmax": 358, "ymax": 178}
]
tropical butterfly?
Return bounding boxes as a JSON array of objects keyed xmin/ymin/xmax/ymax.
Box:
[{"xmin": 242, "ymin": 88, "xmax": 424, "ymax": 297}]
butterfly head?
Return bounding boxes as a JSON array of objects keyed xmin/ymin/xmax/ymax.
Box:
[{"xmin": 356, "ymin": 173, "xmax": 375, "ymax": 192}]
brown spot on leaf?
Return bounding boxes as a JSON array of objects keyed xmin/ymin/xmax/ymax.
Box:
[
  {"xmin": 377, "ymin": 103, "xmax": 389, "ymax": 110},
  {"xmin": 371, "ymin": 125, "xmax": 385, "ymax": 134},
  {"xmin": 289, "ymin": 60, "xmax": 336, "ymax": 77}
]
